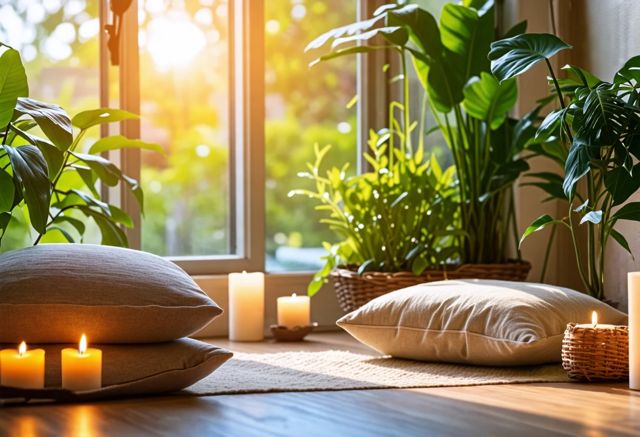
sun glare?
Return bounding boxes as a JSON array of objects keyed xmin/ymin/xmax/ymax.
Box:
[{"xmin": 145, "ymin": 15, "xmax": 206, "ymax": 71}]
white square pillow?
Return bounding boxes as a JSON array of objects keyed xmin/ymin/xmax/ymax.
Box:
[{"xmin": 337, "ymin": 279, "xmax": 627, "ymax": 366}]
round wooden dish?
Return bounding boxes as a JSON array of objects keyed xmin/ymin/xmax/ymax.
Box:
[
  {"xmin": 330, "ymin": 260, "xmax": 531, "ymax": 312},
  {"xmin": 561, "ymin": 323, "xmax": 628, "ymax": 381}
]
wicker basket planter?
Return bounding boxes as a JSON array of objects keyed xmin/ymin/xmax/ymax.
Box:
[
  {"xmin": 561, "ymin": 323, "xmax": 629, "ymax": 381},
  {"xmin": 330, "ymin": 260, "xmax": 531, "ymax": 312}
]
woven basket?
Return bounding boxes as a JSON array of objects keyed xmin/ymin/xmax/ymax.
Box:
[
  {"xmin": 330, "ymin": 260, "xmax": 531, "ymax": 312},
  {"xmin": 561, "ymin": 323, "xmax": 629, "ymax": 381}
]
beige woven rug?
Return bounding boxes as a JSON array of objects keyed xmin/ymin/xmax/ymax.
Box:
[{"xmin": 187, "ymin": 350, "xmax": 569, "ymax": 395}]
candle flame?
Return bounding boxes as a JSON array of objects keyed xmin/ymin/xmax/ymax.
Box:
[
  {"xmin": 292, "ymin": 293, "xmax": 297, "ymax": 298},
  {"xmin": 592, "ymin": 311, "xmax": 598, "ymax": 327},
  {"xmin": 79, "ymin": 334, "xmax": 87, "ymax": 355},
  {"xmin": 18, "ymin": 341, "xmax": 26, "ymax": 356}
]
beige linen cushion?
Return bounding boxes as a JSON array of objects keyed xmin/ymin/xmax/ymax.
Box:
[
  {"xmin": 0, "ymin": 244, "xmax": 222, "ymax": 343},
  {"xmin": 0, "ymin": 338, "xmax": 232, "ymax": 401},
  {"xmin": 337, "ymin": 279, "xmax": 628, "ymax": 366}
]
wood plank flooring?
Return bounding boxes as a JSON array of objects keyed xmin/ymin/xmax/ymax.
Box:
[{"xmin": 1, "ymin": 333, "xmax": 639, "ymax": 437}]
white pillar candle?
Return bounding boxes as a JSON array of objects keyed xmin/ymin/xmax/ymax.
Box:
[
  {"xmin": 228, "ymin": 271, "xmax": 265, "ymax": 341},
  {"xmin": 0, "ymin": 342, "xmax": 45, "ymax": 389},
  {"xmin": 629, "ymin": 272, "xmax": 640, "ymax": 390},
  {"xmin": 61, "ymin": 334, "xmax": 102, "ymax": 392},
  {"xmin": 277, "ymin": 293, "xmax": 311, "ymax": 328}
]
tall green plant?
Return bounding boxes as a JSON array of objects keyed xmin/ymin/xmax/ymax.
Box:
[
  {"xmin": 0, "ymin": 43, "xmax": 161, "ymax": 247},
  {"xmin": 306, "ymin": 1, "xmax": 534, "ymax": 264},
  {"xmin": 489, "ymin": 33, "xmax": 640, "ymax": 299}
]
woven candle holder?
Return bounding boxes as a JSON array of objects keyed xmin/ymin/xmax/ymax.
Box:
[{"xmin": 561, "ymin": 323, "xmax": 629, "ymax": 381}]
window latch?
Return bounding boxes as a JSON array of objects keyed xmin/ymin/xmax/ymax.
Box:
[{"xmin": 105, "ymin": 0, "xmax": 133, "ymax": 66}]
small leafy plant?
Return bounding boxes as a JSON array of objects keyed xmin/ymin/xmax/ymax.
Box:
[
  {"xmin": 290, "ymin": 133, "xmax": 460, "ymax": 296},
  {"xmin": 489, "ymin": 33, "xmax": 640, "ymax": 299},
  {"xmin": 0, "ymin": 42, "xmax": 161, "ymax": 247}
]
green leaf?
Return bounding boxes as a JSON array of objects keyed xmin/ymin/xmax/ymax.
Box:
[
  {"xmin": 88, "ymin": 135, "xmax": 163, "ymax": 155},
  {"xmin": 49, "ymin": 226, "xmax": 75, "ymax": 243},
  {"xmin": 331, "ymin": 26, "xmax": 408, "ymax": 50},
  {"xmin": 73, "ymin": 165, "xmax": 100, "ymax": 197},
  {"xmin": 3, "ymin": 145, "xmax": 50, "ymax": 234},
  {"xmin": 78, "ymin": 206, "xmax": 128, "ymax": 247},
  {"xmin": 535, "ymin": 108, "xmax": 564, "ymax": 140},
  {"xmin": 0, "ymin": 168, "xmax": 15, "ymax": 212},
  {"xmin": 610, "ymin": 228, "xmax": 633, "ymax": 256},
  {"xmin": 310, "ymin": 46, "xmax": 382, "ymax": 67},
  {"xmin": 73, "ymin": 152, "xmax": 121, "ymax": 186},
  {"xmin": 612, "ymin": 202, "xmax": 640, "ymax": 222},
  {"xmin": 614, "ymin": 55, "xmax": 640, "ymax": 84},
  {"xmin": 11, "ymin": 127, "xmax": 64, "ymax": 179},
  {"xmin": 411, "ymin": 255, "xmax": 428, "ymax": 276},
  {"xmin": 580, "ymin": 210, "xmax": 602, "ymax": 225},
  {"xmin": 305, "ymin": 13, "xmax": 386, "ymax": 52},
  {"xmin": 109, "ymin": 204, "xmax": 133, "ymax": 228},
  {"xmin": 123, "ymin": 174, "xmax": 144, "ymax": 213},
  {"xmin": 307, "ymin": 274, "xmax": 325, "ymax": 297},
  {"xmin": 604, "ymin": 164, "xmax": 640, "ymax": 206},
  {"xmin": 520, "ymin": 214, "xmax": 558, "ymax": 247},
  {"xmin": 69, "ymin": 189, "xmax": 111, "ymax": 216},
  {"xmin": 357, "ymin": 259, "xmax": 377, "ymax": 275},
  {"xmin": 53, "ymin": 215, "xmax": 86, "ymax": 236},
  {"xmin": 0, "ymin": 46, "xmax": 28, "ymax": 129},
  {"xmin": 387, "ymin": 4, "xmax": 442, "ymax": 59},
  {"xmin": 489, "ymin": 33, "xmax": 571, "ymax": 82},
  {"xmin": 14, "ymin": 98, "xmax": 73, "ymax": 150},
  {"xmin": 440, "ymin": 1, "xmax": 493, "ymax": 80},
  {"xmin": 501, "ymin": 20, "xmax": 527, "ymax": 39},
  {"xmin": 563, "ymin": 135, "xmax": 598, "ymax": 196},
  {"xmin": 71, "ymin": 108, "xmax": 139, "ymax": 130},
  {"xmin": 561, "ymin": 64, "xmax": 601, "ymax": 88},
  {"xmin": 462, "ymin": 72, "xmax": 517, "ymax": 129}
]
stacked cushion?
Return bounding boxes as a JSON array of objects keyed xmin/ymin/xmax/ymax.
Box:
[
  {"xmin": 338, "ymin": 279, "xmax": 628, "ymax": 366},
  {"xmin": 0, "ymin": 244, "xmax": 229, "ymax": 400}
]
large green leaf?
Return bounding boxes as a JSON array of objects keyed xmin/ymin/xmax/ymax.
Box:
[
  {"xmin": 71, "ymin": 108, "xmax": 139, "ymax": 130},
  {"xmin": 0, "ymin": 46, "xmax": 28, "ymax": 130},
  {"xmin": 14, "ymin": 98, "xmax": 73, "ymax": 150},
  {"xmin": 88, "ymin": 135, "xmax": 163, "ymax": 155},
  {"xmin": 331, "ymin": 26, "xmax": 408, "ymax": 50},
  {"xmin": 462, "ymin": 72, "xmax": 517, "ymax": 129},
  {"xmin": 12, "ymin": 127, "xmax": 64, "ymax": 179},
  {"xmin": 3, "ymin": 145, "xmax": 50, "ymax": 233},
  {"xmin": 563, "ymin": 135, "xmax": 598, "ymax": 196},
  {"xmin": 489, "ymin": 33, "xmax": 571, "ymax": 82},
  {"xmin": 612, "ymin": 202, "xmax": 640, "ymax": 222},
  {"xmin": 604, "ymin": 164, "xmax": 640, "ymax": 206},
  {"xmin": 440, "ymin": 1, "xmax": 493, "ymax": 81},
  {"xmin": 387, "ymin": 4, "xmax": 442, "ymax": 59},
  {"xmin": 610, "ymin": 228, "xmax": 632, "ymax": 256},
  {"xmin": 0, "ymin": 168, "xmax": 15, "ymax": 212},
  {"xmin": 305, "ymin": 14, "xmax": 386, "ymax": 52},
  {"xmin": 614, "ymin": 55, "xmax": 640, "ymax": 85}
]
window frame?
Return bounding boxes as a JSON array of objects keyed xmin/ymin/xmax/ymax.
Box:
[{"xmin": 107, "ymin": 0, "xmax": 380, "ymax": 277}]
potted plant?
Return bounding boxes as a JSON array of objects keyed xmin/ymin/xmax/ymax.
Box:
[
  {"xmin": 0, "ymin": 42, "xmax": 160, "ymax": 247},
  {"xmin": 489, "ymin": 32, "xmax": 640, "ymax": 301},
  {"xmin": 297, "ymin": 1, "xmax": 533, "ymax": 310}
]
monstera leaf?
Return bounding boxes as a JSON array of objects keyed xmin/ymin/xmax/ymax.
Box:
[{"xmin": 489, "ymin": 33, "xmax": 571, "ymax": 82}]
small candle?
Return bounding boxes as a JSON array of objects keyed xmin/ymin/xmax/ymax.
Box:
[
  {"xmin": 575, "ymin": 311, "xmax": 616, "ymax": 329},
  {"xmin": 61, "ymin": 334, "xmax": 102, "ymax": 391},
  {"xmin": 630, "ymin": 273, "xmax": 640, "ymax": 390},
  {"xmin": 0, "ymin": 341, "xmax": 45, "ymax": 389},
  {"xmin": 228, "ymin": 271, "xmax": 265, "ymax": 341},
  {"xmin": 277, "ymin": 293, "xmax": 311, "ymax": 328}
]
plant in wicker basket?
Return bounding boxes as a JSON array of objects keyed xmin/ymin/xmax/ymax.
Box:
[{"xmin": 290, "ymin": 130, "xmax": 461, "ymax": 299}]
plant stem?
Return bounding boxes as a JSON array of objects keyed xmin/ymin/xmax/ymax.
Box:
[
  {"xmin": 544, "ymin": 58, "xmax": 573, "ymax": 143},
  {"xmin": 539, "ymin": 224, "xmax": 557, "ymax": 282}
]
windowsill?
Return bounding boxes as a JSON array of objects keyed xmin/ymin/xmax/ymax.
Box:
[{"xmin": 192, "ymin": 271, "xmax": 344, "ymax": 338}]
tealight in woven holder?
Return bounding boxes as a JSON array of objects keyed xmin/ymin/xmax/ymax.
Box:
[{"xmin": 561, "ymin": 323, "xmax": 629, "ymax": 381}]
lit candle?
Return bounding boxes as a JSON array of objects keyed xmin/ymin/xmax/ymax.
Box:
[
  {"xmin": 61, "ymin": 334, "xmax": 102, "ymax": 391},
  {"xmin": 575, "ymin": 311, "xmax": 616, "ymax": 329},
  {"xmin": 629, "ymin": 272, "xmax": 640, "ymax": 390},
  {"xmin": 277, "ymin": 293, "xmax": 311, "ymax": 328},
  {"xmin": 0, "ymin": 341, "xmax": 45, "ymax": 389},
  {"xmin": 228, "ymin": 271, "xmax": 265, "ymax": 341}
]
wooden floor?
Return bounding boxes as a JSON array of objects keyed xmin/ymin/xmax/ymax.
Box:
[{"xmin": 1, "ymin": 333, "xmax": 639, "ymax": 437}]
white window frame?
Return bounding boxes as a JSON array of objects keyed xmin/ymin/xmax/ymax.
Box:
[{"xmin": 102, "ymin": 0, "xmax": 381, "ymax": 277}]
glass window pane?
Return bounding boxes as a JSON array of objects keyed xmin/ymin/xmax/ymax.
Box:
[
  {"xmin": 138, "ymin": 0, "xmax": 231, "ymax": 257},
  {"xmin": 265, "ymin": 0, "xmax": 357, "ymax": 272}
]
